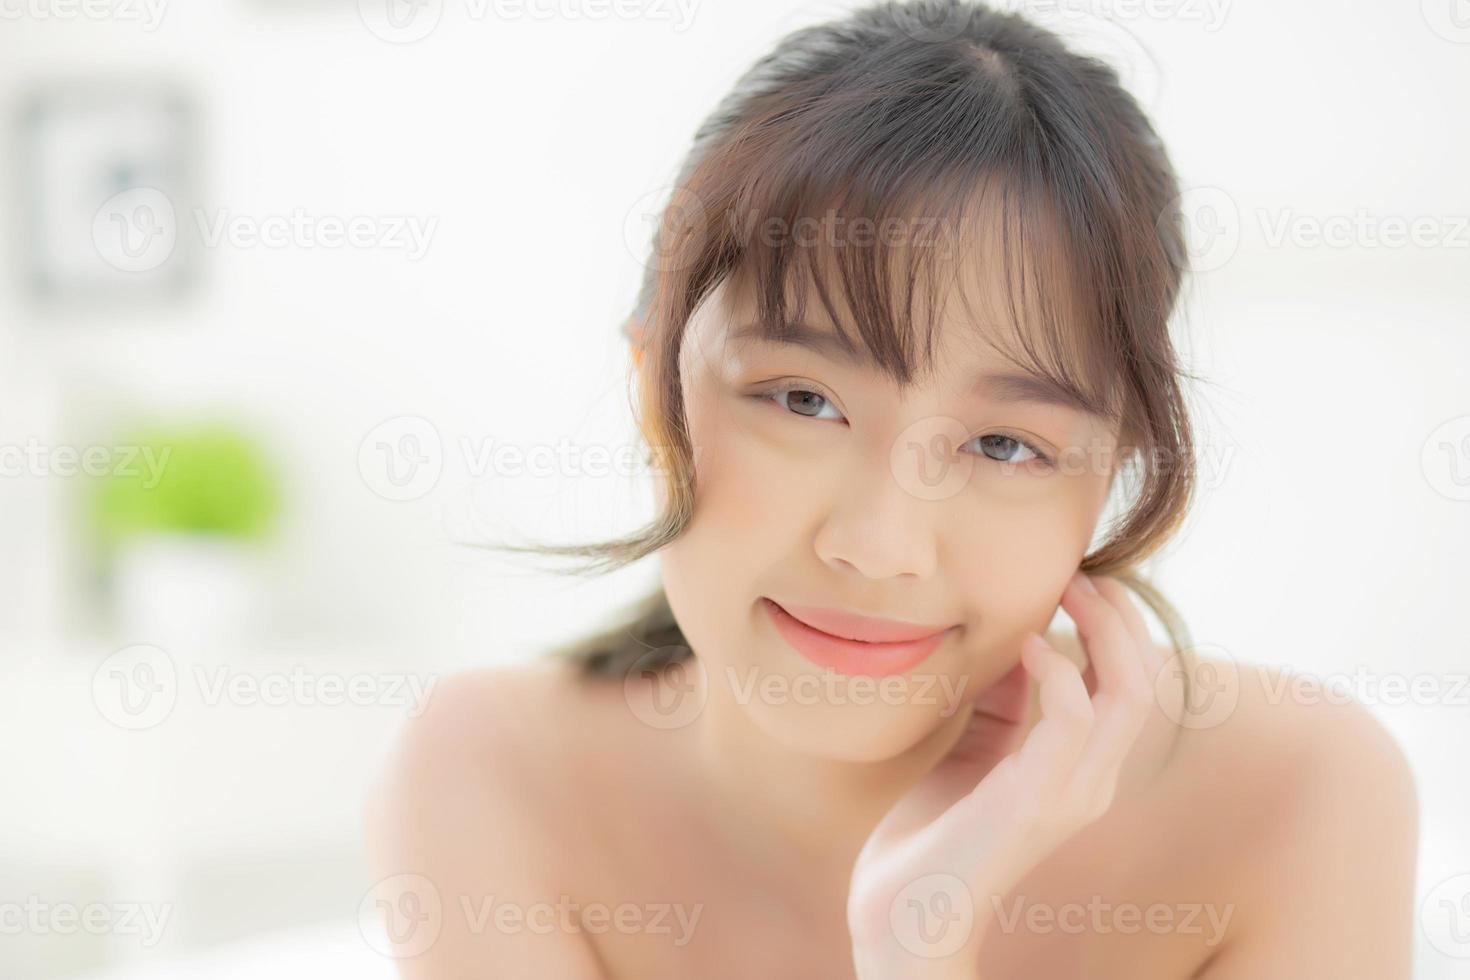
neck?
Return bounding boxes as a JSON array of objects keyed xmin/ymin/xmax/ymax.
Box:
[
  {"xmin": 679, "ymin": 629, "xmax": 1181, "ymax": 891},
  {"xmin": 687, "ymin": 665, "xmax": 984, "ymax": 885}
]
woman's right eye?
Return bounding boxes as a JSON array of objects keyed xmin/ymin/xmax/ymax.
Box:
[{"xmin": 760, "ymin": 384, "xmax": 846, "ymax": 422}]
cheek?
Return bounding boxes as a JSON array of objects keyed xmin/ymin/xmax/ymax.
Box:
[
  {"xmin": 660, "ymin": 376, "xmax": 780, "ymax": 600},
  {"xmin": 942, "ymin": 483, "xmax": 1105, "ymax": 632},
  {"xmin": 660, "ymin": 383, "xmax": 800, "ymax": 663},
  {"xmin": 683, "ymin": 376, "xmax": 812, "ymax": 541}
]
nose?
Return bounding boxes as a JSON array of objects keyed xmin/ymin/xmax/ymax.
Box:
[{"xmin": 812, "ymin": 459, "xmax": 940, "ymax": 581}]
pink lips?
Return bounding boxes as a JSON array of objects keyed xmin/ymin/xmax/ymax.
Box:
[{"xmin": 760, "ymin": 597, "xmax": 957, "ymax": 677}]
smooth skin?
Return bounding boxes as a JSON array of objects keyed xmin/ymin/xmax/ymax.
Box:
[
  {"xmin": 363, "ymin": 609, "xmax": 1419, "ymax": 978},
  {"xmin": 364, "ymin": 256, "xmax": 1420, "ymax": 977}
]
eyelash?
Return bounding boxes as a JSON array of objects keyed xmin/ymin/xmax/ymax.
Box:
[{"xmin": 750, "ymin": 382, "xmax": 1056, "ymax": 467}]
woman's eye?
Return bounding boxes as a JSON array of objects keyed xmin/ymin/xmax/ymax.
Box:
[
  {"xmin": 755, "ymin": 386, "xmax": 1052, "ymax": 467},
  {"xmin": 966, "ymin": 433, "xmax": 1051, "ymax": 466},
  {"xmin": 763, "ymin": 386, "xmax": 845, "ymax": 422}
]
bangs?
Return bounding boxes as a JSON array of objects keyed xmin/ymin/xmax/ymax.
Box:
[{"xmin": 724, "ymin": 168, "xmax": 1126, "ymax": 429}]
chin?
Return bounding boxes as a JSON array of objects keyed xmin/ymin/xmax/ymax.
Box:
[
  {"xmin": 727, "ymin": 614, "xmax": 976, "ymax": 762},
  {"xmin": 744, "ymin": 693, "xmax": 961, "ymax": 763},
  {"xmin": 727, "ymin": 603, "xmax": 968, "ymax": 761}
]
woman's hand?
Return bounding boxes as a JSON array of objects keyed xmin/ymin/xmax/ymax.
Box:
[{"xmin": 846, "ymin": 572, "xmax": 1166, "ymax": 979}]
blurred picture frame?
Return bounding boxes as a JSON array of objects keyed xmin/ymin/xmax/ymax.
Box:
[{"xmin": 17, "ymin": 78, "xmax": 200, "ymax": 306}]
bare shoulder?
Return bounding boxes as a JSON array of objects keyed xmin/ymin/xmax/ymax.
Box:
[
  {"xmin": 1045, "ymin": 624, "xmax": 1416, "ymax": 797},
  {"xmin": 1044, "ymin": 625, "xmax": 1419, "ymax": 974},
  {"xmin": 1150, "ymin": 645, "xmax": 1419, "ymax": 843},
  {"xmin": 1171, "ymin": 653, "xmax": 1421, "ymax": 977},
  {"xmin": 361, "ymin": 657, "xmax": 617, "ymax": 975},
  {"xmin": 1187, "ymin": 654, "xmax": 1418, "ymax": 808},
  {"xmin": 392, "ymin": 657, "xmax": 585, "ymax": 753},
  {"xmin": 365, "ymin": 656, "xmax": 609, "ymax": 831}
]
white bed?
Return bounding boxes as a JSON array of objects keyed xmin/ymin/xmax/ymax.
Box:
[{"xmin": 75, "ymin": 918, "xmax": 397, "ymax": 980}]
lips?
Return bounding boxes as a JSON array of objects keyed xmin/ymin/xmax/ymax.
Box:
[
  {"xmin": 759, "ymin": 597, "xmax": 957, "ymax": 677},
  {"xmin": 776, "ymin": 602, "xmax": 955, "ymax": 643}
]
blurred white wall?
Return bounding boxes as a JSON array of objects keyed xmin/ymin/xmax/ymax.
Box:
[{"xmin": 0, "ymin": 0, "xmax": 1466, "ymax": 976}]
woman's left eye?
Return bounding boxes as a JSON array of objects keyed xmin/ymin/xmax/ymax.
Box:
[{"xmin": 965, "ymin": 433, "xmax": 1051, "ymax": 466}]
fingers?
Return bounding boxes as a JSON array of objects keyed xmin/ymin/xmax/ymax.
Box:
[
  {"xmin": 1062, "ymin": 573, "xmax": 1155, "ymax": 812},
  {"xmin": 1015, "ymin": 635, "xmax": 1094, "ymax": 805},
  {"xmin": 934, "ymin": 633, "xmax": 1092, "ymax": 868},
  {"xmin": 1092, "ymin": 575, "xmax": 1166, "ymax": 675},
  {"xmin": 1061, "ymin": 573, "xmax": 1145, "ymax": 703},
  {"xmin": 933, "ymin": 576, "xmax": 1161, "ymax": 873}
]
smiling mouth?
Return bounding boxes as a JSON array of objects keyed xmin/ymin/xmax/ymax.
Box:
[
  {"xmin": 759, "ymin": 597, "xmax": 956, "ymax": 677},
  {"xmin": 772, "ymin": 600, "xmax": 956, "ymax": 643}
]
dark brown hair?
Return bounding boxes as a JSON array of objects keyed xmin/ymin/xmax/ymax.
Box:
[{"xmin": 494, "ymin": 0, "xmax": 1202, "ymax": 694}]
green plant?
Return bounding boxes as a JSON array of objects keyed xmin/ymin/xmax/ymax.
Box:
[{"xmin": 91, "ymin": 422, "xmax": 280, "ymax": 550}]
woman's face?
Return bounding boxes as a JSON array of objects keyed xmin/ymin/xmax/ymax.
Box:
[{"xmin": 658, "ymin": 256, "xmax": 1122, "ymax": 762}]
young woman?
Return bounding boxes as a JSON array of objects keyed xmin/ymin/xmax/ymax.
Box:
[{"xmin": 365, "ymin": 1, "xmax": 1419, "ymax": 976}]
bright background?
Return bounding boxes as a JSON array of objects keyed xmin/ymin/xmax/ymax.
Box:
[{"xmin": 1, "ymin": 0, "xmax": 1467, "ymax": 976}]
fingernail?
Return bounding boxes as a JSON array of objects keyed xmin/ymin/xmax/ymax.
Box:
[{"xmin": 1074, "ymin": 572, "xmax": 1098, "ymax": 595}]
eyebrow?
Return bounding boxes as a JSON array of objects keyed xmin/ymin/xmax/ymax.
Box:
[{"xmin": 731, "ymin": 320, "xmax": 1108, "ymax": 421}]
